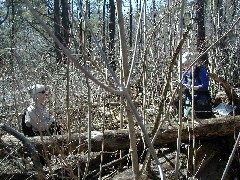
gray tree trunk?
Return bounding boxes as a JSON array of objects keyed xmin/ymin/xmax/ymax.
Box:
[
  {"xmin": 116, "ymin": 1, "xmax": 140, "ymax": 179},
  {"xmin": 54, "ymin": 0, "xmax": 62, "ymax": 63}
]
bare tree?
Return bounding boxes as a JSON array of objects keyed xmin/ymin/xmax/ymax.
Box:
[
  {"xmin": 54, "ymin": 0, "xmax": 62, "ymax": 63},
  {"xmin": 109, "ymin": 0, "xmax": 116, "ymax": 71},
  {"xmin": 196, "ymin": 0, "xmax": 208, "ymax": 66},
  {"xmin": 0, "ymin": 0, "xmax": 240, "ymax": 179}
]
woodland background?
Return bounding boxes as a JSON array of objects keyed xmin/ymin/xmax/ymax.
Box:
[{"xmin": 0, "ymin": 0, "xmax": 240, "ymax": 179}]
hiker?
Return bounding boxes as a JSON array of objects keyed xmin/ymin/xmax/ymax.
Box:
[
  {"xmin": 23, "ymin": 84, "xmax": 60, "ymax": 136},
  {"xmin": 181, "ymin": 52, "xmax": 212, "ymax": 119}
]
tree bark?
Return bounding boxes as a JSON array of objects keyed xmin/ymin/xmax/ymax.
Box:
[
  {"xmin": 61, "ymin": 0, "xmax": 70, "ymax": 47},
  {"xmin": 129, "ymin": 0, "xmax": 133, "ymax": 47},
  {"xmin": 116, "ymin": 0, "xmax": 140, "ymax": 179},
  {"xmin": 1, "ymin": 115, "xmax": 240, "ymax": 158},
  {"xmin": 109, "ymin": 0, "xmax": 116, "ymax": 71},
  {"xmin": 54, "ymin": 0, "xmax": 62, "ymax": 63},
  {"xmin": 196, "ymin": 0, "xmax": 208, "ymax": 66}
]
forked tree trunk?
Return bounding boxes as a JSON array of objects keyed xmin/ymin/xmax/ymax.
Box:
[{"xmin": 116, "ymin": 1, "xmax": 140, "ymax": 179}]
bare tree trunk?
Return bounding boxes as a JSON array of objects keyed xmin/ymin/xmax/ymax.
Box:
[
  {"xmin": 102, "ymin": 0, "xmax": 106, "ymax": 50},
  {"xmin": 83, "ymin": 1, "xmax": 92, "ymax": 178},
  {"xmin": 175, "ymin": 1, "xmax": 185, "ymax": 179},
  {"xmin": 109, "ymin": 0, "xmax": 116, "ymax": 71},
  {"xmin": 196, "ymin": 0, "xmax": 208, "ymax": 66},
  {"xmin": 54, "ymin": 0, "xmax": 62, "ymax": 63},
  {"xmin": 116, "ymin": 1, "xmax": 140, "ymax": 179},
  {"xmin": 10, "ymin": 0, "xmax": 20, "ymax": 131},
  {"xmin": 61, "ymin": 0, "xmax": 70, "ymax": 47},
  {"xmin": 78, "ymin": 0, "xmax": 83, "ymax": 46},
  {"xmin": 142, "ymin": 0, "xmax": 147, "ymax": 125},
  {"xmin": 129, "ymin": 0, "xmax": 133, "ymax": 47}
]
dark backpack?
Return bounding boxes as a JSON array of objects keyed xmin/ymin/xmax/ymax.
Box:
[
  {"xmin": 194, "ymin": 66, "xmax": 213, "ymax": 119},
  {"xmin": 21, "ymin": 111, "xmax": 35, "ymax": 137}
]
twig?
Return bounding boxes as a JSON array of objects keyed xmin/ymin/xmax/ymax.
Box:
[
  {"xmin": 22, "ymin": 0, "xmax": 121, "ymax": 95},
  {"xmin": 86, "ymin": 154, "xmax": 129, "ymax": 178}
]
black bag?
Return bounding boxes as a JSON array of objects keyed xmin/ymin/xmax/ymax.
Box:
[
  {"xmin": 194, "ymin": 67, "xmax": 213, "ymax": 119},
  {"xmin": 21, "ymin": 111, "xmax": 35, "ymax": 137},
  {"xmin": 194, "ymin": 100, "xmax": 213, "ymax": 119},
  {"xmin": 49, "ymin": 123, "xmax": 61, "ymax": 135}
]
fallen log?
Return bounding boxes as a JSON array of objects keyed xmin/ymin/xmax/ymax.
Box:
[{"xmin": 1, "ymin": 115, "xmax": 240, "ymax": 157}]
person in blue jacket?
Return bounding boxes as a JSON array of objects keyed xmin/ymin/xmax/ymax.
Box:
[{"xmin": 181, "ymin": 52, "xmax": 212, "ymax": 119}]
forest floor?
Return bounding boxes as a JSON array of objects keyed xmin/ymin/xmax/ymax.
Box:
[
  {"xmin": 1, "ymin": 131, "xmax": 240, "ymax": 180},
  {"xmin": 113, "ymin": 140, "xmax": 240, "ymax": 180},
  {"xmin": 1, "ymin": 107, "xmax": 240, "ymax": 179}
]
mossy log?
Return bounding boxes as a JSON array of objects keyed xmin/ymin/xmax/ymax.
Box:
[{"xmin": 1, "ymin": 115, "xmax": 240, "ymax": 157}]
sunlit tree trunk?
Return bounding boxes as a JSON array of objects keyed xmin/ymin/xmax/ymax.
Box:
[
  {"xmin": 78, "ymin": 0, "xmax": 83, "ymax": 46},
  {"xmin": 86, "ymin": 0, "xmax": 91, "ymax": 48},
  {"xmin": 83, "ymin": 0, "xmax": 92, "ymax": 178},
  {"xmin": 142, "ymin": 0, "xmax": 147, "ymax": 125},
  {"xmin": 152, "ymin": 0, "xmax": 156, "ymax": 49},
  {"xmin": 116, "ymin": 1, "xmax": 140, "ymax": 179}
]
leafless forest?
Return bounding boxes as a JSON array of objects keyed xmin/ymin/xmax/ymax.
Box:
[{"xmin": 0, "ymin": 0, "xmax": 240, "ymax": 179}]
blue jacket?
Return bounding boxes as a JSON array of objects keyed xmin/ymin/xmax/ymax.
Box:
[{"xmin": 182, "ymin": 66, "xmax": 210, "ymax": 102}]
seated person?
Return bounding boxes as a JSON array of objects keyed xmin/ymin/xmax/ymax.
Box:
[
  {"xmin": 181, "ymin": 52, "xmax": 212, "ymax": 119},
  {"xmin": 23, "ymin": 84, "xmax": 60, "ymax": 136}
]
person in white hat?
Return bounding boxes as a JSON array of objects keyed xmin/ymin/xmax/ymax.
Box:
[
  {"xmin": 24, "ymin": 84, "xmax": 57, "ymax": 135},
  {"xmin": 181, "ymin": 52, "xmax": 212, "ymax": 119}
]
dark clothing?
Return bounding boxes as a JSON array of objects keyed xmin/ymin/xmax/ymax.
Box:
[
  {"xmin": 183, "ymin": 66, "xmax": 209, "ymax": 102},
  {"xmin": 182, "ymin": 66, "xmax": 212, "ymax": 119}
]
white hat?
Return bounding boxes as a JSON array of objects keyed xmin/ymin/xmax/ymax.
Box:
[
  {"xmin": 31, "ymin": 84, "xmax": 45, "ymax": 96},
  {"xmin": 182, "ymin": 52, "xmax": 194, "ymax": 65}
]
